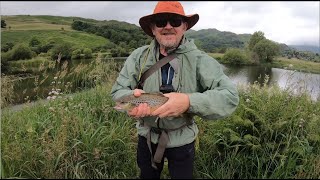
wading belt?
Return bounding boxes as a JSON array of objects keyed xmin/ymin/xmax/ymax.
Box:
[{"xmin": 146, "ymin": 117, "xmax": 194, "ymax": 170}]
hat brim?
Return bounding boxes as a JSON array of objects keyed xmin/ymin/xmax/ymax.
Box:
[{"xmin": 139, "ymin": 13, "xmax": 199, "ymax": 37}]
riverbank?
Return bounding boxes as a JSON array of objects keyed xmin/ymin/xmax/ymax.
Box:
[
  {"xmin": 1, "ymin": 82, "xmax": 319, "ymax": 179},
  {"xmin": 209, "ymin": 53, "xmax": 320, "ymax": 74},
  {"xmin": 272, "ymin": 57, "xmax": 320, "ymax": 74}
]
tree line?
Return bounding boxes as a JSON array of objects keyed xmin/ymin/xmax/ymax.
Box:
[{"xmin": 71, "ymin": 20, "xmax": 152, "ymax": 57}]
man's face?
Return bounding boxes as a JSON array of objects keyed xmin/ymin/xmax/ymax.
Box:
[{"xmin": 151, "ymin": 14, "xmax": 188, "ymax": 50}]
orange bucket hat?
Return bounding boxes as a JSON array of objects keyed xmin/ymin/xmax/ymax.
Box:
[{"xmin": 139, "ymin": 1, "xmax": 199, "ymax": 37}]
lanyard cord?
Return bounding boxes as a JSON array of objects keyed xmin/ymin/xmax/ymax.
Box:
[{"xmin": 166, "ymin": 66, "xmax": 171, "ymax": 85}]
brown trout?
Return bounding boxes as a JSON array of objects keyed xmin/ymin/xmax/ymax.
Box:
[{"xmin": 113, "ymin": 93, "xmax": 168, "ymax": 113}]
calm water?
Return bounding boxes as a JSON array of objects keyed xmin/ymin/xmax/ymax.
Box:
[
  {"xmin": 222, "ymin": 64, "xmax": 320, "ymax": 101},
  {"xmin": 8, "ymin": 59, "xmax": 320, "ymax": 106}
]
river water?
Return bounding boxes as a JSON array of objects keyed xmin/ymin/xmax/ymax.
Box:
[
  {"xmin": 222, "ymin": 64, "xmax": 320, "ymax": 101},
  {"xmin": 6, "ymin": 59, "xmax": 320, "ymax": 107}
]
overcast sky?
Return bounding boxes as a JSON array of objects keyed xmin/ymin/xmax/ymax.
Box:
[{"xmin": 1, "ymin": 1, "xmax": 319, "ymax": 46}]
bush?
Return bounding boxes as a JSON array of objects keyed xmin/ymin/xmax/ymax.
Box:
[
  {"xmin": 1, "ymin": 55, "xmax": 10, "ymax": 73},
  {"xmin": 50, "ymin": 43, "xmax": 73, "ymax": 61},
  {"xmin": 222, "ymin": 48, "xmax": 248, "ymax": 65},
  {"xmin": 83, "ymin": 48, "xmax": 93, "ymax": 59},
  {"xmin": 29, "ymin": 37, "xmax": 41, "ymax": 47},
  {"xmin": 1, "ymin": 42, "xmax": 14, "ymax": 52},
  {"xmin": 72, "ymin": 49, "xmax": 82, "ymax": 60},
  {"xmin": 39, "ymin": 40, "xmax": 55, "ymax": 53},
  {"xmin": 10, "ymin": 44, "xmax": 35, "ymax": 61}
]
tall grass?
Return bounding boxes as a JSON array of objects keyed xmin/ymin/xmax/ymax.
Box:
[
  {"xmin": 1, "ymin": 75, "xmax": 15, "ymax": 107},
  {"xmin": 1, "ymin": 63, "xmax": 319, "ymax": 178},
  {"xmin": 194, "ymin": 78, "xmax": 320, "ymax": 179},
  {"xmin": 8, "ymin": 57, "xmax": 54, "ymax": 74}
]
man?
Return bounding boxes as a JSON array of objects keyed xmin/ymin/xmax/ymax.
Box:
[{"xmin": 111, "ymin": 1, "xmax": 239, "ymax": 179}]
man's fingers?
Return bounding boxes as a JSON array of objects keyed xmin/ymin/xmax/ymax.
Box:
[
  {"xmin": 128, "ymin": 103, "xmax": 151, "ymax": 118},
  {"xmin": 133, "ymin": 89, "xmax": 145, "ymax": 97}
]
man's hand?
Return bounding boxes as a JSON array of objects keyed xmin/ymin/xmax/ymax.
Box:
[
  {"xmin": 127, "ymin": 89, "xmax": 152, "ymax": 119},
  {"xmin": 151, "ymin": 92, "xmax": 190, "ymax": 118}
]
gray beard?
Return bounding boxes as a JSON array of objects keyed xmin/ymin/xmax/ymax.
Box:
[{"xmin": 164, "ymin": 46, "xmax": 177, "ymax": 54}]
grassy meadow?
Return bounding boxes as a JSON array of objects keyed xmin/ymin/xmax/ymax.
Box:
[
  {"xmin": 2, "ymin": 30, "xmax": 108, "ymax": 50},
  {"xmin": 1, "ymin": 15, "xmax": 111, "ymax": 52},
  {"xmin": 1, "ymin": 58, "xmax": 320, "ymax": 179},
  {"xmin": 272, "ymin": 57, "xmax": 320, "ymax": 74}
]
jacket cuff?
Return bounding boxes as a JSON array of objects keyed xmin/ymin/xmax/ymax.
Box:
[{"xmin": 187, "ymin": 93, "xmax": 200, "ymax": 114}]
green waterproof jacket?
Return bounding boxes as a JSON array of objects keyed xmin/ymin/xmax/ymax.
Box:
[{"xmin": 111, "ymin": 36, "xmax": 239, "ymax": 148}]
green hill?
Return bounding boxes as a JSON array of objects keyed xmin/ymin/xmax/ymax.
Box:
[
  {"xmin": 1, "ymin": 15, "xmax": 110, "ymax": 50},
  {"xmin": 2, "ymin": 15, "xmax": 317, "ymax": 60},
  {"xmin": 185, "ymin": 28, "xmax": 251, "ymax": 52}
]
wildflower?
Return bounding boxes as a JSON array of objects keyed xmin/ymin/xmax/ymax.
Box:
[
  {"xmin": 246, "ymin": 98, "xmax": 250, "ymax": 103},
  {"xmin": 54, "ymin": 77, "xmax": 58, "ymax": 80}
]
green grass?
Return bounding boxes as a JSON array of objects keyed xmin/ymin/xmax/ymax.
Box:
[
  {"xmin": 8, "ymin": 57, "xmax": 54, "ymax": 71},
  {"xmin": 2, "ymin": 30, "xmax": 108, "ymax": 50},
  {"xmin": 1, "ymin": 76, "xmax": 319, "ymax": 178},
  {"xmin": 272, "ymin": 57, "xmax": 320, "ymax": 74},
  {"xmin": 207, "ymin": 53, "xmax": 224, "ymax": 59}
]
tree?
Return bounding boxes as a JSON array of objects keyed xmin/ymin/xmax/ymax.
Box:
[
  {"xmin": 248, "ymin": 31, "xmax": 265, "ymax": 51},
  {"xmin": 253, "ymin": 39, "xmax": 279, "ymax": 62},
  {"xmin": 1, "ymin": 20, "xmax": 6, "ymax": 28}
]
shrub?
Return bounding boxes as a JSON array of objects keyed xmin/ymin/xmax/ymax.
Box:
[
  {"xmin": 50, "ymin": 43, "xmax": 73, "ymax": 61},
  {"xmin": 10, "ymin": 44, "xmax": 35, "ymax": 61},
  {"xmin": 83, "ymin": 48, "xmax": 93, "ymax": 59},
  {"xmin": 222, "ymin": 48, "xmax": 248, "ymax": 65},
  {"xmin": 1, "ymin": 42, "xmax": 14, "ymax": 52},
  {"xmin": 29, "ymin": 37, "xmax": 41, "ymax": 47},
  {"xmin": 72, "ymin": 49, "xmax": 82, "ymax": 60}
]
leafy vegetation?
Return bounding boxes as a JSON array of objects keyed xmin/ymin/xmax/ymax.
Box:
[
  {"xmin": 2, "ymin": 70, "xmax": 319, "ymax": 178},
  {"xmin": 222, "ymin": 48, "xmax": 249, "ymax": 65}
]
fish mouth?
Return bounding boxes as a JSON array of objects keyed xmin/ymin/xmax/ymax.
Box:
[
  {"xmin": 113, "ymin": 107, "xmax": 126, "ymax": 113},
  {"xmin": 113, "ymin": 105, "xmax": 124, "ymax": 111}
]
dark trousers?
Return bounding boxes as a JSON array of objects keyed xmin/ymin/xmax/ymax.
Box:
[{"xmin": 137, "ymin": 135, "xmax": 195, "ymax": 179}]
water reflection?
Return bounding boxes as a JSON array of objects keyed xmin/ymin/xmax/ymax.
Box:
[
  {"xmin": 222, "ymin": 64, "xmax": 320, "ymax": 101},
  {"xmin": 9, "ymin": 59, "xmax": 320, "ymax": 106}
]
